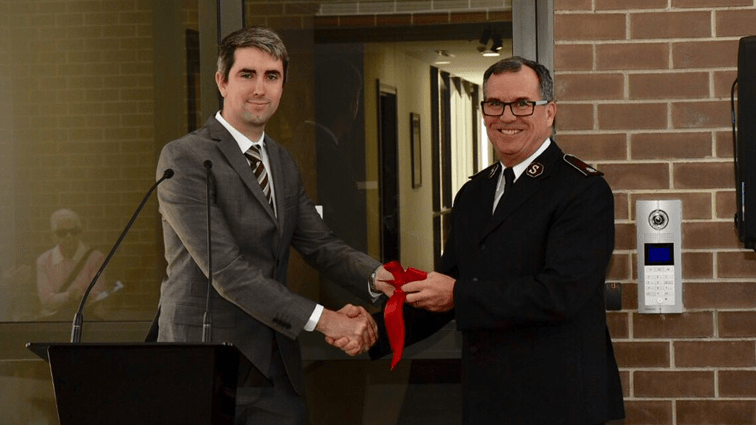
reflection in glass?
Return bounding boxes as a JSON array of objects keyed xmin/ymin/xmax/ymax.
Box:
[
  {"xmin": 1, "ymin": 1, "xmax": 199, "ymax": 323},
  {"xmin": 35, "ymin": 208, "xmax": 109, "ymax": 321}
]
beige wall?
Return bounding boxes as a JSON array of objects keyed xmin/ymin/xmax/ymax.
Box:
[{"xmin": 364, "ymin": 43, "xmax": 437, "ymax": 271}]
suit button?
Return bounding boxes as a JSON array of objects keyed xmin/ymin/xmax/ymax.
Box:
[{"xmin": 480, "ymin": 244, "xmax": 486, "ymax": 250}]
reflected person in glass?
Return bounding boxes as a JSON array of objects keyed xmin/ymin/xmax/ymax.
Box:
[{"xmin": 35, "ymin": 208, "xmax": 106, "ymax": 320}]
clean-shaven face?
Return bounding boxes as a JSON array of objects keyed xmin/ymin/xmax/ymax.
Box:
[
  {"xmin": 484, "ymin": 66, "xmax": 556, "ymax": 167},
  {"xmin": 215, "ymin": 47, "xmax": 284, "ymax": 139}
]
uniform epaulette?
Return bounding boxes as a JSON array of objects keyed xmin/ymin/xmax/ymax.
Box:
[
  {"xmin": 563, "ymin": 154, "xmax": 603, "ymax": 177},
  {"xmin": 470, "ymin": 163, "xmax": 500, "ymax": 180}
]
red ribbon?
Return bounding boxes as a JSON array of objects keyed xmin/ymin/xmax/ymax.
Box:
[{"xmin": 382, "ymin": 260, "xmax": 427, "ymax": 370}]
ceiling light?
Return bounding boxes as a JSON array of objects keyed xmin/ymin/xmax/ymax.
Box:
[
  {"xmin": 434, "ymin": 49, "xmax": 454, "ymax": 65},
  {"xmin": 491, "ymin": 33, "xmax": 503, "ymax": 52},
  {"xmin": 477, "ymin": 28, "xmax": 491, "ymax": 53},
  {"xmin": 477, "ymin": 27, "xmax": 502, "ymax": 57}
]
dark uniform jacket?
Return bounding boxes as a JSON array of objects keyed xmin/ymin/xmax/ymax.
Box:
[{"xmin": 372, "ymin": 140, "xmax": 625, "ymax": 424}]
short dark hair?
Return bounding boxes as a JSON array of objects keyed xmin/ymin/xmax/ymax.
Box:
[
  {"xmin": 217, "ymin": 26, "xmax": 289, "ymax": 84},
  {"xmin": 482, "ymin": 56, "xmax": 554, "ymax": 102}
]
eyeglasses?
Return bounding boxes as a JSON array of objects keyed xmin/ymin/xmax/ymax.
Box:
[
  {"xmin": 481, "ymin": 99, "xmax": 550, "ymax": 117},
  {"xmin": 55, "ymin": 228, "xmax": 81, "ymax": 238}
]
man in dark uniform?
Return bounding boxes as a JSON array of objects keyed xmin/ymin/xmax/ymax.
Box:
[{"xmin": 371, "ymin": 56, "xmax": 625, "ymax": 424}]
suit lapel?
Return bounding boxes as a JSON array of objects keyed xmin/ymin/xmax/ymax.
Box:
[
  {"xmin": 208, "ymin": 118, "xmax": 279, "ymax": 225},
  {"xmin": 264, "ymin": 136, "xmax": 287, "ymax": 232}
]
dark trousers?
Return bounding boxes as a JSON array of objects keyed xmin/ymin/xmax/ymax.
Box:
[
  {"xmin": 235, "ymin": 373, "xmax": 308, "ymax": 425},
  {"xmin": 235, "ymin": 344, "xmax": 308, "ymax": 425}
]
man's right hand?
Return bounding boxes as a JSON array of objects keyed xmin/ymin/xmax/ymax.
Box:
[
  {"xmin": 316, "ymin": 304, "xmax": 377, "ymax": 356},
  {"xmin": 373, "ymin": 265, "xmax": 396, "ymax": 298}
]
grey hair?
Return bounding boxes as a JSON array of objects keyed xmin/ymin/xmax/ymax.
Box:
[
  {"xmin": 50, "ymin": 208, "xmax": 81, "ymax": 231},
  {"xmin": 482, "ymin": 56, "xmax": 554, "ymax": 102}
]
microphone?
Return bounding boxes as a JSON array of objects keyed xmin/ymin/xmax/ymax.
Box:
[
  {"xmin": 202, "ymin": 160, "xmax": 213, "ymax": 342},
  {"xmin": 70, "ymin": 169, "xmax": 174, "ymax": 343}
]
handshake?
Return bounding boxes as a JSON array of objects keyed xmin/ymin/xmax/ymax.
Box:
[
  {"xmin": 314, "ymin": 264, "xmax": 457, "ymax": 357},
  {"xmin": 316, "ymin": 303, "xmax": 379, "ymax": 356}
]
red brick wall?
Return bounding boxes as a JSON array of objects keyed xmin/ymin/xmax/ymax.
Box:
[
  {"xmin": 245, "ymin": 1, "xmax": 511, "ymax": 28},
  {"xmin": 555, "ymin": 0, "xmax": 756, "ymax": 423}
]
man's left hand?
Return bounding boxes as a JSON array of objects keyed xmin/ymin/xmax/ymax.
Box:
[{"xmin": 402, "ymin": 272, "xmax": 455, "ymax": 312}]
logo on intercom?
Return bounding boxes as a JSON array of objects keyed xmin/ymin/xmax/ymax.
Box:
[{"xmin": 648, "ymin": 209, "xmax": 669, "ymax": 230}]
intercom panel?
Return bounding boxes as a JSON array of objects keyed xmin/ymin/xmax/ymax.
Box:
[{"xmin": 636, "ymin": 200, "xmax": 683, "ymax": 314}]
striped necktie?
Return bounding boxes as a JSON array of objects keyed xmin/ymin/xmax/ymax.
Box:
[{"xmin": 244, "ymin": 145, "xmax": 273, "ymax": 208}]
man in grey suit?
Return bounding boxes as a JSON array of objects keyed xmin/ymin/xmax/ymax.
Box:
[{"xmin": 155, "ymin": 26, "xmax": 393, "ymax": 424}]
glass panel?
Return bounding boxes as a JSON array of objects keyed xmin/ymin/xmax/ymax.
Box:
[
  {"xmin": 0, "ymin": 361, "xmax": 57, "ymax": 424},
  {"xmin": 0, "ymin": 0, "xmax": 197, "ymax": 422},
  {"xmin": 0, "ymin": 0, "xmax": 199, "ymax": 324},
  {"xmin": 0, "ymin": 0, "xmax": 515, "ymax": 422},
  {"xmin": 244, "ymin": 3, "xmax": 513, "ymax": 424}
]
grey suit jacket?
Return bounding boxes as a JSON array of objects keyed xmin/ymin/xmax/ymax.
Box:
[{"xmin": 155, "ymin": 116, "xmax": 380, "ymax": 395}]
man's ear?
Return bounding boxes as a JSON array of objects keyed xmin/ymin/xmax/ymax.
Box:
[
  {"xmin": 546, "ymin": 101, "xmax": 557, "ymax": 127},
  {"xmin": 215, "ymin": 71, "xmax": 226, "ymax": 97}
]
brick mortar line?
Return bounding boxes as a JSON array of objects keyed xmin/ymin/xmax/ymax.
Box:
[
  {"xmin": 554, "ymin": 37, "xmax": 747, "ymax": 44},
  {"xmin": 622, "ymin": 367, "xmax": 756, "ymax": 371},
  {"xmin": 623, "ymin": 397, "xmax": 756, "ymax": 401},
  {"xmin": 555, "ymin": 8, "xmax": 754, "ymax": 14},
  {"xmin": 555, "ymin": 69, "xmax": 736, "ymax": 74},
  {"xmin": 316, "ymin": 9, "xmax": 510, "ymax": 17},
  {"xmin": 555, "ymin": 35, "xmax": 746, "ymax": 43},
  {"xmin": 556, "ymin": 100, "xmax": 734, "ymax": 104},
  {"xmin": 594, "ymin": 159, "xmax": 734, "ymax": 164}
]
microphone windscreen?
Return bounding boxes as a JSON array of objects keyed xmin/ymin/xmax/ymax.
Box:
[
  {"xmin": 163, "ymin": 169, "xmax": 174, "ymax": 179},
  {"xmin": 204, "ymin": 160, "xmax": 213, "ymax": 169}
]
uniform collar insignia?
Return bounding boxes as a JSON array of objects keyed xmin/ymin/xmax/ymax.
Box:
[
  {"xmin": 526, "ymin": 162, "xmax": 544, "ymax": 178},
  {"xmin": 488, "ymin": 163, "xmax": 500, "ymax": 178}
]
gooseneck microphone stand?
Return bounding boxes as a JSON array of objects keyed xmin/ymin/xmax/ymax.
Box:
[{"xmin": 70, "ymin": 169, "xmax": 174, "ymax": 343}]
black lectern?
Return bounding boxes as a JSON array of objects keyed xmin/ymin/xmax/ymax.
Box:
[{"xmin": 26, "ymin": 342, "xmax": 266, "ymax": 425}]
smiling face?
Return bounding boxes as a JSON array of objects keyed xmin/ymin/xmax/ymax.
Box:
[
  {"xmin": 215, "ymin": 47, "xmax": 284, "ymax": 140},
  {"xmin": 484, "ymin": 66, "xmax": 557, "ymax": 167}
]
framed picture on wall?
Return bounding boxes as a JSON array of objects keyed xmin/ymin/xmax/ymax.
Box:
[{"xmin": 410, "ymin": 112, "xmax": 422, "ymax": 188}]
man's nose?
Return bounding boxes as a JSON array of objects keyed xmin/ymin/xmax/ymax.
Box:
[
  {"xmin": 251, "ymin": 76, "xmax": 266, "ymax": 94},
  {"xmin": 499, "ymin": 105, "xmax": 518, "ymax": 121}
]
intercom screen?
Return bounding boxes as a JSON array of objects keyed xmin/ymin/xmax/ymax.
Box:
[{"xmin": 645, "ymin": 243, "xmax": 674, "ymax": 265}]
